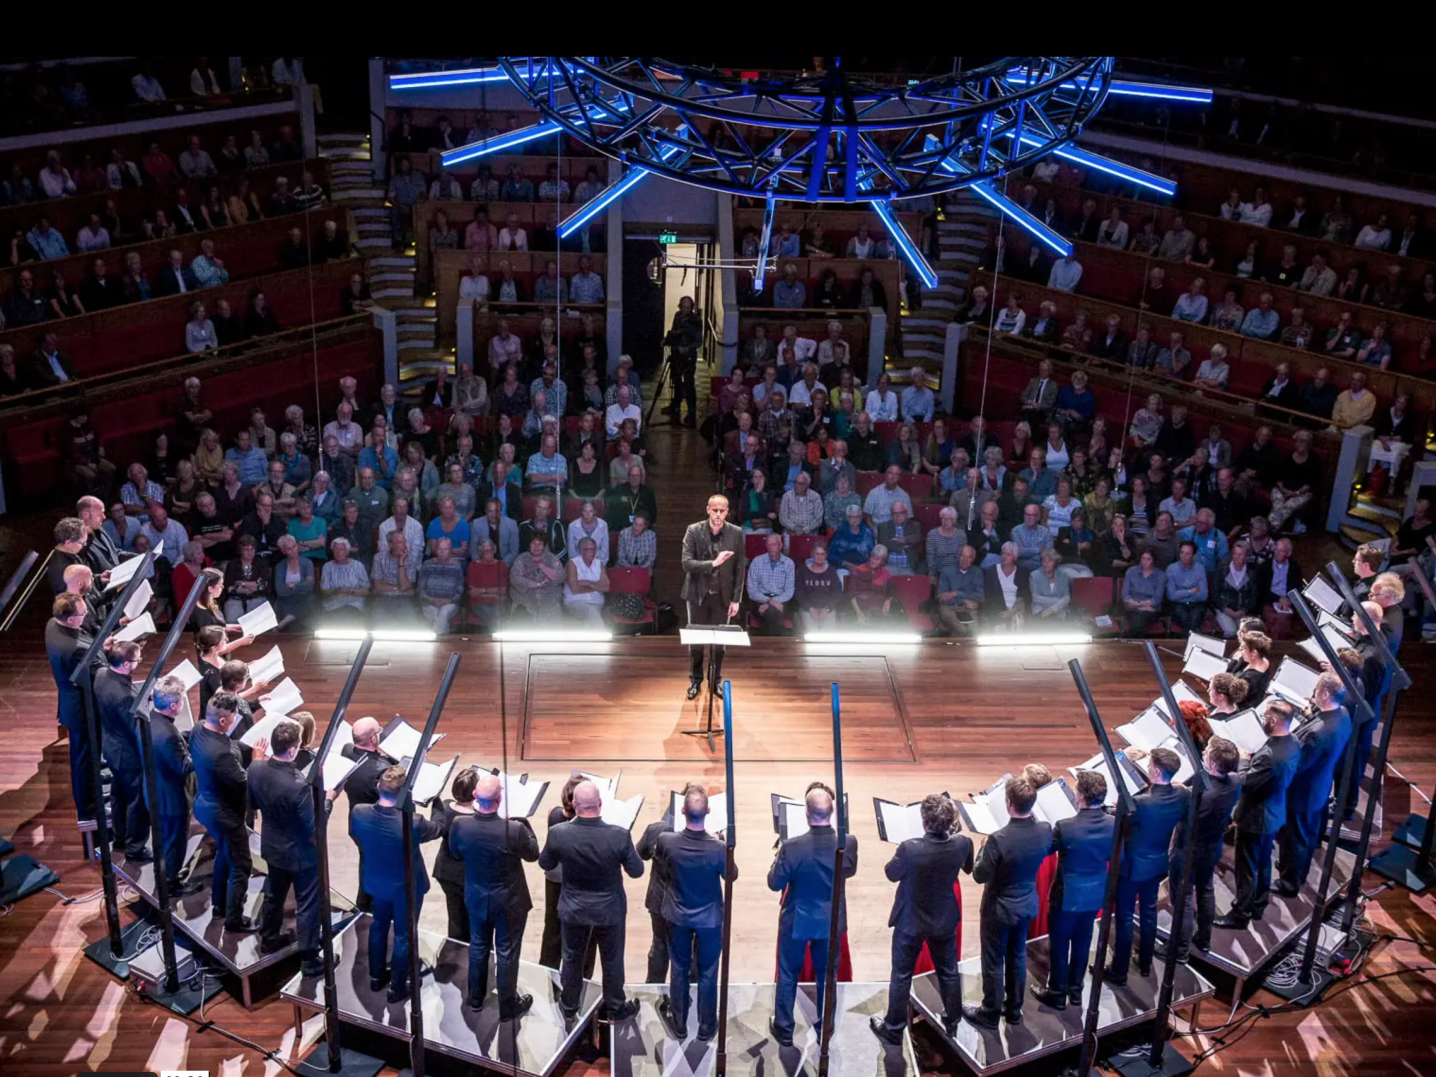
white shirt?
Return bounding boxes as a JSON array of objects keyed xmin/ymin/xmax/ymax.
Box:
[
  {"xmin": 996, "ymin": 565, "xmax": 1019, "ymax": 608},
  {"xmin": 788, "ymin": 380, "xmax": 821, "ymax": 407},
  {"xmin": 605, "ymin": 402, "xmax": 641, "ymax": 438},
  {"xmin": 132, "ymin": 74, "xmax": 165, "ymax": 102},
  {"xmin": 566, "ymin": 518, "xmax": 610, "ymax": 565},
  {"xmin": 459, "ymin": 274, "xmax": 490, "ymax": 301},
  {"xmin": 1238, "ymin": 201, "xmax": 1272, "ymax": 227},
  {"xmin": 777, "ymin": 336, "xmax": 817, "ymax": 365},
  {"xmin": 1097, "ymin": 219, "xmax": 1129, "ymax": 247},
  {"xmin": 498, "ymin": 227, "xmax": 528, "ymax": 251},
  {"xmin": 995, "ymin": 308, "xmax": 1026, "ymax": 334},
  {"xmin": 1354, "ymin": 225, "xmax": 1391, "ymax": 251},
  {"xmin": 867, "ymin": 390, "xmax": 900, "ymax": 422}
]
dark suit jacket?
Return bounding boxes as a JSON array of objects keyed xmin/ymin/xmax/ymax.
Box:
[
  {"xmin": 248, "ymin": 758, "xmax": 317, "ymax": 871},
  {"xmin": 192, "ymin": 725, "xmax": 248, "ymax": 831},
  {"xmin": 1090, "ymin": 330, "xmax": 1130, "ymax": 361},
  {"xmin": 974, "ymin": 815, "xmax": 1052, "ymax": 925},
  {"xmin": 1171, "ymin": 772, "xmax": 1241, "ymax": 870},
  {"xmin": 476, "ymin": 480, "xmax": 523, "ymax": 522},
  {"xmin": 982, "ymin": 563, "xmax": 1030, "ymax": 617},
  {"xmin": 31, "ymin": 351, "xmax": 78, "ymax": 386},
  {"xmin": 149, "ymin": 709, "xmax": 193, "ymax": 817},
  {"xmin": 884, "ymin": 831, "xmax": 973, "ymax": 935},
  {"xmin": 448, "ymin": 811, "xmax": 539, "ymax": 919},
  {"xmin": 46, "ymin": 619, "xmax": 91, "ymax": 730},
  {"xmin": 154, "ymin": 265, "xmax": 200, "ymax": 297},
  {"xmin": 637, "ymin": 817, "xmax": 674, "ymax": 913},
  {"xmin": 768, "ymin": 824, "xmax": 859, "ymax": 940},
  {"xmin": 680, "ymin": 520, "xmax": 746, "ymax": 606},
  {"xmin": 658, "ymin": 827, "xmax": 733, "ymax": 929},
  {"xmin": 94, "ymin": 667, "xmax": 140, "ymax": 769},
  {"xmin": 1257, "ymin": 555, "xmax": 1304, "ymax": 604},
  {"xmin": 1050, "ymin": 807, "xmax": 1114, "ymax": 913},
  {"xmin": 1122, "ymin": 784, "xmax": 1189, "ymax": 882},
  {"xmin": 341, "ymin": 745, "xmax": 388, "ymax": 834},
  {"xmin": 1258, "ymin": 377, "xmax": 1299, "ymax": 411},
  {"xmin": 351, "ymin": 802, "xmax": 446, "ymax": 903},
  {"xmin": 539, "ymin": 815, "xmax": 644, "ymax": 926},
  {"xmin": 1287, "ymin": 707, "xmax": 1353, "ymax": 817}
]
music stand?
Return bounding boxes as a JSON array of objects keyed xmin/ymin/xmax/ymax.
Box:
[{"xmin": 679, "ymin": 626, "xmax": 750, "ymax": 751}]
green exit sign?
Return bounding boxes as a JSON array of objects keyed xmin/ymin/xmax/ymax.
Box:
[{"xmin": 658, "ymin": 230, "xmax": 678, "ymax": 244}]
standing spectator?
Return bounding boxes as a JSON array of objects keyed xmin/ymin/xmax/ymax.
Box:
[{"xmin": 387, "ymin": 158, "xmax": 426, "ymax": 250}]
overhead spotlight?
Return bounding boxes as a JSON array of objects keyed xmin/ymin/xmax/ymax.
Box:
[{"xmin": 975, "ymin": 632, "xmax": 1093, "ymax": 647}]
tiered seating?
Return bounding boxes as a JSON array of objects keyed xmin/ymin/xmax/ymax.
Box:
[
  {"xmin": 433, "ymin": 249, "xmax": 607, "ymax": 338},
  {"xmin": 412, "ymin": 192, "xmax": 608, "ymax": 278}
]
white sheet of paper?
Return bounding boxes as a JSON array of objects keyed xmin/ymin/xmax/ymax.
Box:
[
  {"xmin": 123, "ymin": 580, "xmax": 153, "ymax": 621},
  {"xmin": 487, "ymin": 771, "xmax": 547, "ymax": 819},
  {"xmin": 779, "ymin": 800, "xmax": 809, "ymax": 840},
  {"xmin": 237, "ymin": 601, "xmax": 278, "ymax": 639},
  {"xmin": 380, "ymin": 720, "xmax": 445, "ymax": 763},
  {"xmin": 576, "ymin": 770, "xmax": 620, "ymax": 804},
  {"xmin": 1158, "ymin": 736, "xmax": 1197, "ymax": 784},
  {"xmin": 1117, "ymin": 706, "xmax": 1176, "ymax": 752},
  {"xmin": 1303, "ymin": 577, "xmax": 1345, "ymax": 617},
  {"xmin": 248, "ymin": 645, "xmax": 285, "ymax": 686},
  {"xmin": 258, "ymin": 677, "xmax": 303, "ymax": 717},
  {"xmin": 669, "ymin": 791, "xmax": 729, "ymax": 835},
  {"xmin": 600, "ymin": 792, "xmax": 645, "ymax": 830},
  {"xmin": 1271, "ymin": 657, "xmax": 1320, "ymax": 706},
  {"xmin": 410, "ymin": 755, "xmax": 460, "ymax": 805},
  {"xmin": 105, "ymin": 549, "xmax": 154, "ymax": 591},
  {"xmin": 1170, "ymin": 680, "xmax": 1204, "ymax": 709},
  {"xmin": 957, "ymin": 799, "xmax": 1005, "ymax": 836},
  {"xmin": 322, "ymin": 753, "xmax": 359, "ymax": 792},
  {"xmin": 875, "ymin": 800, "xmax": 925, "ymax": 844},
  {"xmin": 1211, "ymin": 709, "xmax": 1268, "ymax": 755},
  {"xmin": 169, "ymin": 658, "xmax": 203, "ymax": 689},
  {"xmin": 1183, "ymin": 648, "xmax": 1229, "ymax": 682},
  {"xmin": 1297, "ymin": 624, "xmax": 1352, "ymax": 666},
  {"xmin": 1033, "ymin": 779, "xmax": 1078, "ymax": 825},
  {"xmin": 1183, "ymin": 632, "xmax": 1226, "ymax": 661},
  {"xmin": 1071, "ymin": 751, "xmax": 1143, "ymax": 808},
  {"xmin": 114, "ymin": 612, "xmax": 155, "ymax": 642},
  {"xmin": 240, "ymin": 712, "xmax": 293, "ymax": 747}
]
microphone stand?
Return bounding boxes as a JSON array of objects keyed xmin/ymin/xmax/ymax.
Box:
[
  {"xmin": 1315, "ymin": 564, "xmax": 1413, "ymax": 916},
  {"xmin": 399, "ymin": 653, "xmax": 462, "ymax": 1077},
  {"xmin": 0, "ymin": 549, "xmax": 39, "ymax": 632},
  {"xmin": 715, "ymin": 681, "xmax": 736, "ymax": 1077},
  {"xmin": 1262, "ymin": 592, "xmax": 1374, "ymax": 1004},
  {"xmin": 296, "ymin": 637, "xmax": 383, "ymax": 1077},
  {"xmin": 73, "ymin": 551, "xmax": 155, "ymax": 975},
  {"xmin": 129, "ymin": 574, "xmax": 221, "ymax": 1014},
  {"xmin": 817, "ymin": 682, "xmax": 846, "ymax": 1077},
  {"xmin": 1110, "ymin": 643, "xmax": 1208, "ymax": 1077},
  {"xmin": 1066, "ymin": 659, "xmax": 1137, "ymax": 1077}
]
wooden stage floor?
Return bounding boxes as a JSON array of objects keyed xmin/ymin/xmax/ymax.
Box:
[{"xmin": 3, "ymin": 635, "xmax": 1436, "ymax": 1077}]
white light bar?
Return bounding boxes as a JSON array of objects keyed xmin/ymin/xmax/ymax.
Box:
[
  {"xmin": 976, "ymin": 632, "xmax": 1092, "ymax": 647},
  {"xmin": 804, "ymin": 632, "xmax": 923, "ymax": 645},
  {"xmin": 314, "ymin": 628, "xmax": 438, "ymax": 642},
  {"xmin": 494, "ymin": 629, "xmax": 613, "ymax": 643}
]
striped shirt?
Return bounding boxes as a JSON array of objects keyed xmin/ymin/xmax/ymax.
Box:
[
  {"xmin": 747, "ymin": 554, "xmax": 795, "ymax": 604},
  {"xmin": 925, "ymin": 527, "xmax": 967, "ymax": 581},
  {"xmin": 320, "ymin": 558, "xmax": 370, "ymax": 611},
  {"xmin": 617, "ymin": 527, "xmax": 657, "ymax": 568}
]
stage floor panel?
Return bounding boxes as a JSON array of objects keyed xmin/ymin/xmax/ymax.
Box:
[{"xmin": 521, "ymin": 653, "xmax": 915, "ymax": 763}]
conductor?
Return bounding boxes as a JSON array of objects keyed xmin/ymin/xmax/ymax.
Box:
[
  {"xmin": 448, "ymin": 773, "xmax": 541, "ymax": 1017},
  {"xmin": 680, "ymin": 494, "xmax": 745, "ymax": 700},
  {"xmin": 538, "ymin": 779, "xmax": 644, "ymax": 1021},
  {"xmin": 767, "ymin": 783, "xmax": 859, "ymax": 1048},
  {"xmin": 872, "ymin": 793, "xmax": 972, "ymax": 1043},
  {"xmin": 655, "ymin": 785, "xmax": 735, "ymax": 1042}
]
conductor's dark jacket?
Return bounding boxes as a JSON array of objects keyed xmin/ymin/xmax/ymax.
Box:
[
  {"xmin": 884, "ymin": 831, "xmax": 973, "ymax": 934},
  {"xmin": 538, "ymin": 815, "xmax": 644, "ymax": 926},
  {"xmin": 1049, "ymin": 807, "xmax": 1114, "ymax": 913},
  {"xmin": 974, "ymin": 816, "xmax": 1052, "ymax": 924},
  {"xmin": 192, "ymin": 725, "xmax": 248, "ymax": 830},
  {"xmin": 680, "ymin": 520, "xmax": 746, "ymax": 606},
  {"xmin": 448, "ymin": 811, "xmax": 540, "ymax": 919},
  {"xmin": 150, "ymin": 708, "xmax": 194, "ymax": 817},
  {"xmin": 350, "ymin": 802, "xmax": 446, "ymax": 904},
  {"xmin": 1122, "ymin": 784, "xmax": 1189, "ymax": 882},
  {"xmin": 248, "ymin": 758, "xmax": 317, "ymax": 870},
  {"xmin": 658, "ymin": 827, "xmax": 734, "ymax": 929},
  {"xmin": 1232, "ymin": 732, "xmax": 1300, "ymax": 834},
  {"xmin": 94, "ymin": 667, "xmax": 141, "ymax": 769},
  {"xmin": 767, "ymin": 824, "xmax": 860, "ymax": 940}
]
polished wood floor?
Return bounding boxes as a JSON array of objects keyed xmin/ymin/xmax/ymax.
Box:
[{"xmin": 3, "ymin": 425, "xmax": 1436, "ymax": 1077}]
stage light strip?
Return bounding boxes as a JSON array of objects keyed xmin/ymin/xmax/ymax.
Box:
[
  {"xmin": 314, "ymin": 628, "xmax": 438, "ymax": 642},
  {"xmin": 494, "ymin": 629, "xmax": 613, "ymax": 642},
  {"xmin": 390, "ymin": 67, "xmax": 516, "ymax": 89},
  {"xmin": 975, "ymin": 632, "xmax": 1093, "ymax": 647},
  {"xmin": 1013, "ymin": 133, "xmax": 1176, "ymax": 196},
  {"xmin": 441, "ymin": 121, "xmax": 564, "ymax": 166},
  {"xmin": 1002, "ymin": 70, "xmax": 1213, "ymax": 103},
  {"xmin": 805, "ymin": 632, "xmax": 923, "ymax": 645},
  {"xmin": 868, "ymin": 200, "xmax": 938, "ymax": 289},
  {"xmin": 559, "ymin": 143, "xmax": 681, "ymax": 239},
  {"xmin": 969, "ymin": 181, "xmax": 1073, "ymax": 256}
]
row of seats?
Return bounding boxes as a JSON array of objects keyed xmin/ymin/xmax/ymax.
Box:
[{"xmin": 731, "ymin": 207, "xmax": 923, "ymax": 252}]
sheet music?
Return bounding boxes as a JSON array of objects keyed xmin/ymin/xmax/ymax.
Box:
[
  {"xmin": 247, "ymin": 645, "xmax": 285, "ymax": 686},
  {"xmin": 168, "ymin": 658, "xmax": 202, "ymax": 690},
  {"xmin": 409, "ymin": 755, "xmax": 460, "ymax": 805},
  {"xmin": 874, "ymin": 799, "xmax": 925, "ymax": 844},
  {"xmin": 380, "ymin": 718, "xmax": 445, "ymax": 762},
  {"xmin": 1297, "ymin": 624, "xmax": 1353, "ymax": 666},
  {"xmin": 105, "ymin": 547, "xmax": 158, "ymax": 591},
  {"xmin": 319, "ymin": 721, "xmax": 357, "ymax": 791},
  {"xmin": 1158, "ymin": 736, "xmax": 1197, "ymax": 784},
  {"xmin": 123, "ymin": 580, "xmax": 153, "ymax": 621},
  {"xmin": 1033, "ymin": 778, "xmax": 1079, "ymax": 824},
  {"xmin": 1303, "ymin": 576, "xmax": 1345, "ymax": 617},
  {"xmin": 1270, "ymin": 657, "xmax": 1320, "ymax": 706},
  {"xmin": 239, "ymin": 712, "xmax": 293, "ymax": 747},
  {"xmin": 600, "ymin": 792, "xmax": 645, "ymax": 830},
  {"xmin": 258, "ymin": 677, "xmax": 303, "ymax": 717},
  {"xmin": 956, "ymin": 799, "xmax": 1005, "ymax": 836},
  {"xmin": 1169, "ymin": 680, "xmax": 1204, "ymax": 709},
  {"xmin": 1183, "ymin": 648, "xmax": 1229, "ymax": 683},
  {"xmin": 1183, "ymin": 632, "xmax": 1226, "ymax": 661},
  {"xmin": 575, "ymin": 769, "xmax": 620, "ymax": 803},
  {"xmin": 669, "ymin": 790, "xmax": 729, "ymax": 835},
  {"xmin": 477, "ymin": 768, "xmax": 548, "ymax": 818},
  {"xmin": 114, "ymin": 612, "xmax": 155, "ymax": 642},
  {"xmin": 1317, "ymin": 609, "xmax": 1356, "ymax": 637},
  {"xmin": 1070, "ymin": 751, "xmax": 1144, "ymax": 808},
  {"xmin": 236, "ymin": 601, "xmax": 278, "ymax": 639},
  {"xmin": 1210, "ymin": 709, "xmax": 1268, "ymax": 754},
  {"xmin": 774, "ymin": 798, "xmax": 810, "ymax": 840},
  {"xmin": 1116, "ymin": 705, "xmax": 1176, "ymax": 752}
]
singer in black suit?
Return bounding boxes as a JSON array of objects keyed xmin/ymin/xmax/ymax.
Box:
[
  {"xmin": 1276, "ymin": 673, "xmax": 1352, "ymax": 895},
  {"xmin": 350, "ymin": 765, "xmax": 448, "ymax": 1004},
  {"xmin": 1343, "ymin": 602, "xmax": 1390, "ymax": 820},
  {"xmin": 656, "ymin": 786, "xmax": 735, "ymax": 1041},
  {"xmin": 767, "ymin": 784, "xmax": 859, "ymax": 1047},
  {"xmin": 679, "ymin": 494, "xmax": 746, "ymax": 699},
  {"xmin": 147, "ymin": 676, "xmax": 197, "ymax": 891},
  {"xmin": 872, "ymin": 793, "xmax": 973, "ymax": 1043},
  {"xmin": 538, "ymin": 779, "xmax": 645, "ymax": 1020},
  {"xmin": 964, "ymin": 776, "xmax": 1053, "ymax": 1030},
  {"xmin": 449, "ymin": 773, "xmax": 540, "ymax": 1017},
  {"xmin": 248, "ymin": 718, "xmax": 326, "ymax": 976},
  {"xmin": 95, "ymin": 640, "xmax": 150, "ymax": 860},
  {"xmin": 45, "ymin": 593, "xmax": 97, "ymax": 823},
  {"xmin": 1167, "ymin": 738, "xmax": 1242, "ymax": 962},
  {"xmin": 191, "ymin": 691, "xmax": 257, "ymax": 932},
  {"xmin": 1217, "ymin": 699, "xmax": 1301, "ymax": 928},
  {"xmin": 341, "ymin": 716, "xmax": 388, "ymax": 911},
  {"xmin": 637, "ymin": 813, "xmax": 676, "ymax": 983},
  {"xmin": 1032, "ymin": 770, "xmax": 1113, "ymax": 1009},
  {"xmin": 1108, "ymin": 747, "xmax": 1188, "ymax": 985}
]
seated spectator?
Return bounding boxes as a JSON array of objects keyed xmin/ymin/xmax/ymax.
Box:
[
  {"xmin": 571, "ymin": 255, "xmax": 604, "ymax": 304},
  {"xmin": 1088, "ymin": 314, "xmax": 1126, "ymax": 360},
  {"xmin": 1172, "ymin": 277, "xmax": 1208, "ymax": 323},
  {"xmin": 617, "ymin": 513, "xmax": 656, "ymax": 569},
  {"xmin": 533, "ymin": 259, "xmax": 568, "ymax": 306},
  {"xmin": 1153, "ymin": 331, "xmax": 1191, "ymax": 378},
  {"xmin": 1129, "ymin": 218, "xmax": 1160, "ymax": 256},
  {"xmin": 877, "ymin": 500, "xmax": 924, "ymax": 576},
  {"xmin": 465, "ymin": 541, "xmax": 508, "ymax": 628},
  {"xmin": 1179, "ymin": 508, "xmax": 1230, "ymax": 576},
  {"xmin": 1357, "ymin": 324, "xmax": 1392, "ymax": 369},
  {"xmin": 1120, "ymin": 548, "xmax": 1165, "ymax": 636},
  {"xmin": 994, "ymin": 293, "xmax": 1026, "ymax": 334},
  {"xmin": 246, "ymin": 289, "xmax": 279, "ymax": 336},
  {"xmin": 510, "ymin": 535, "xmax": 563, "ymax": 620},
  {"xmin": 1332, "ymin": 370, "xmax": 1377, "ymax": 430},
  {"xmin": 1165, "ymin": 540, "xmax": 1208, "ymax": 632},
  {"xmin": 953, "ymin": 285, "xmax": 992, "ymax": 325},
  {"xmin": 1010, "ymin": 503, "xmax": 1054, "ymax": 573},
  {"xmin": 1354, "ymin": 213, "xmax": 1392, "ymax": 251},
  {"xmin": 1239, "ymin": 187, "xmax": 1273, "ymax": 227},
  {"xmin": 566, "ymin": 500, "xmax": 609, "ymax": 565},
  {"xmin": 1029, "ymin": 548, "xmax": 1072, "ymax": 619},
  {"xmin": 1214, "ymin": 542, "xmax": 1260, "ymax": 638},
  {"xmin": 773, "ymin": 263, "xmax": 806, "ymax": 309},
  {"xmin": 1157, "ymin": 215, "xmax": 1195, "ymax": 261},
  {"xmin": 1047, "ymin": 251, "xmax": 1083, "ymax": 292},
  {"xmin": 1192, "ymin": 343, "xmax": 1231, "ymax": 391},
  {"xmin": 747, "ymin": 533, "xmax": 796, "ymax": 635},
  {"xmin": 779, "ymin": 471, "xmax": 824, "ymax": 536},
  {"xmin": 417, "ymin": 538, "xmax": 465, "ymax": 633},
  {"xmin": 1138, "ymin": 265, "xmax": 1170, "ymax": 310},
  {"xmin": 267, "ymin": 176, "xmax": 297, "ymax": 217},
  {"xmin": 1238, "ymin": 293, "xmax": 1279, "ymax": 339},
  {"xmin": 295, "ymin": 170, "xmax": 327, "ymax": 213},
  {"xmin": 983, "ymin": 542, "xmax": 1028, "ymax": 629},
  {"xmin": 183, "ymin": 300, "xmax": 219, "ymax": 353}
]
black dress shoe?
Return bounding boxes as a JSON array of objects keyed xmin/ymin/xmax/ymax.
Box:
[
  {"xmin": 1213, "ymin": 913, "xmax": 1249, "ymax": 930},
  {"xmin": 962, "ymin": 1005, "xmax": 1000, "ymax": 1030},
  {"xmin": 170, "ymin": 879, "xmax": 203, "ymax": 896},
  {"xmin": 868, "ymin": 1017, "xmax": 903, "ymax": 1045},
  {"xmin": 369, "ymin": 970, "xmax": 390, "ymax": 992},
  {"xmin": 260, "ymin": 931, "xmax": 296, "ymax": 954},
  {"xmin": 466, "ymin": 993, "xmax": 485, "ymax": 1010},
  {"xmin": 768, "ymin": 1017, "xmax": 793, "ymax": 1047},
  {"xmin": 607, "ymin": 998, "xmax": 640, "ymax": 1021},
  {"xmin": 686, "ymin": 682, "xmax": 702, "ymax": 700},
  {"xmin": 1101, "ymin": 966, "xmax": 1128, "ymax": 987},
  {"xmin": 301, "ymin": 961, "xmax": 326, "ymax": 978},
  {"xmin": 1004, "ymin": 1008, "xmax": 1024, "ymax": 1026},
  {"xmin": 697, "ymin": 1025, "xmax": 717, "ymax": 1041},
  {"xmin": 941, "ymin": 1015, "xmax": 959, "ymax": 1038},
  {"xmin": 501, "ymin": 993, "xmax": 534, "ymax": 1020},
  {"xmin": 1192, "ymin": 936, "xmax": 1212, "ymax": 953},
  {"xmin": 658, "ymin": 998, "xmax": 688, "ymax": 1039},
  {"xmin": 225, "ymin": 916, "xmax": 259, "ymax": 934},
  {"xmin": 125, "ymin": 848, "xmax": 154, "ymax": 863},
  {"xmin": 1274, "ymin": 881, "xmax": 1300, "ymax": 898},
  {"xmin": 1069, "ymin": 992, "xmax": 1083, "ymax": 1008},
  {"xmin": 1030, "ymin": 985, "xmax": 1068, "ymax": 1010},
  {"xmin": 712, "ymin": 682, "xmax": 725, "ymax": 700},
  {"xmin": 387, "ymin": 983, "xmax": 411, "ymax": 1005}
]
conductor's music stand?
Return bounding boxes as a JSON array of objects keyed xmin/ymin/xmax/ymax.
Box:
[{"xmin": 679, "ymin": 626, "xmax": 749, "ymax": 752}]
